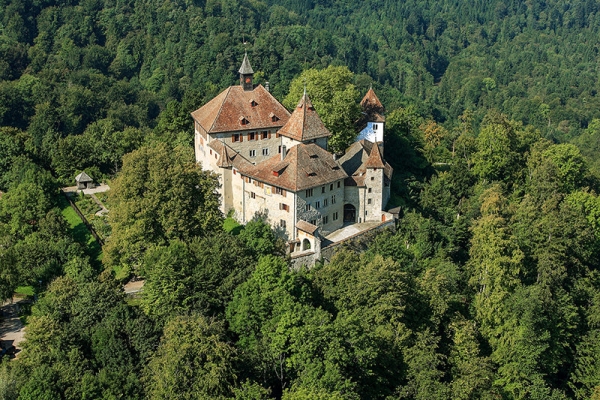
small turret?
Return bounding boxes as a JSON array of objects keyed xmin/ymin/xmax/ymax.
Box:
[{"xmin": 239, "ymin": 53, "xmax": 254, "ymax": 91}]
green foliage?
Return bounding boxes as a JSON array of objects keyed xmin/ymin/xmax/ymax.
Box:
[
  {"xmin": 104, "ymin": 143, "xmax": 222, "ymax": 271},
  {"xmin": 144, "ymin": 314, "xmax": 236, "ymax": 400},
  {"xmin": 284, "ymin": 66, "xmax": 360, "ymax": 153}
]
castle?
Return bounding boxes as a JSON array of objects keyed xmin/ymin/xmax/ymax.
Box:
[{"xmin": 192, "ymin": 54, "xmax": 393, "ymax": 263}]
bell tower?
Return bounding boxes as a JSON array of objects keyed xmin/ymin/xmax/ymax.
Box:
[{"xmin": 239, "ymin": 52, "xmax": 254, "ymax": 91}]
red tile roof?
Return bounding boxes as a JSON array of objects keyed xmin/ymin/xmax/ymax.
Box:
[
  {"xmin": 278, "ymin": 93, "xmax": 331, "ymax": 142},
  {"xmin": 191, "ymin": 85, "xmax": 290, "ymax": 134},
  {"xmin": 360, "ymin": 87, "xmax": 384, "ymax": 112},
  {"xmin": 242, "ymin": 143, "xmax": 347, "ymax": 192},
  {"xmin": 364, "ymin": 141, "xmax": 385, "ymax": 169}
]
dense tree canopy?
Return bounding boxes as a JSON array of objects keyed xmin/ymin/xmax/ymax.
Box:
[{"xmin": 2, "ymin": 0, "xmax": 600, "ymax": 399}]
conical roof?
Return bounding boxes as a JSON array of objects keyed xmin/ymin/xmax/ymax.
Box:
[
  {"xmin": 238, "ymin": 53, "xmax": 254, "ymax": 74},
  {"xmin": 278, "ymin": 92, "xmax": 330, "ymax": 142},
  {"xmin": 364, "ymin": 142, "xmax": 385, "ymax": 169},
  {"xmin": 360, "ymin": 87, "xmax": 384, "ymax": 112}
]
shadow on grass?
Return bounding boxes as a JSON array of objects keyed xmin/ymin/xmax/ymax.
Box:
[{"xmin": 58, "ymin": 194, "xmax": 103, "ymax": 265}]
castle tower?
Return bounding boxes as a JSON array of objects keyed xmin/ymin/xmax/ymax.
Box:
[
  {"xmin": 239, "ymin": 52, "xmax": 254, "ymax": 91},
  {"xmin": 356, "ymin": 87, "xmax": 385, "ymax": 151},
  {"xmin": 277, "ymin": 91, "xmax": 331, "ymax": 151}
]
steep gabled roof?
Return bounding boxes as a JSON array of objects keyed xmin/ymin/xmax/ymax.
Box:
[
  {"xmin": 242, "ymin": 143, "xmax": 347, "ymax": 192},
  {"xmin": 278, "ymin": 93, "xmax": 331, "ymax": 142},
  {"xmin": 191, "ymin": 85, "xmax": 290, "ymax": 134}
]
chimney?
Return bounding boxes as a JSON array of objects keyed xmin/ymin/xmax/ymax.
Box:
[
  {"xmin": 281, "ymin": 145, "xmax": 286, "ymax": 161},
  {"xmin": 265, "ymin": 82, "xmax": 270, "ymax": 92}
]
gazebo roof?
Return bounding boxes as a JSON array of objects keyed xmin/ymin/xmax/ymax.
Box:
[{"xmin": 75, "ymin": 172, "xmax": 93, "ymax": 183}]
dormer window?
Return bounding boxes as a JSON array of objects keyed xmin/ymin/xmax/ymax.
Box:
[
  {"xmin": 240, "ymin": 117, "xmax": 249, "ymax": 126},
  {"xmin": 250, "ymin": 100, "xmax": 258, "ymax": 107},
  {"xmin": 270, "ymin": 113, "xmax": 279, "ymax": 123}
]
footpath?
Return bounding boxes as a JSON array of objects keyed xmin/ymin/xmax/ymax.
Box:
[{"xmin": 0, "ymin": 299, "xmax": 27, "ymax": 357}]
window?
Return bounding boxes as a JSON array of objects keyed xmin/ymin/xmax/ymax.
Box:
[
  {"xmin": 323, "ymin": 216, "xmax": 329, "ymax": 224},
  {"xmin": 305, "ymin": 188, "xmax": 313, "ymax": 197},
  {"xmin": 315, "ymin": 201, "xmax": 321, "ymax": 209},
  {"xmin": 261, "ymin": 131, "xmax": 268, "ymax": 139},
  {"xmin": 249, "ymin": 132, "xmax": 256, "ymax": 141},
  {"xmin": 331, "ymin": 194, "xmax": 336, "ymax": 204},
  {"xmin": 323, "ymin": 198, "xmax": 328, "ymax": 207},
  {"xmin": 280, "ymin": 219, "xmax": 286, "ymax": 228},
  {"xmin": 250, "ymin": 192, "xmax": 255, "ymax": 199},
  {"xmin": 209, "ymin": 149, "xmax": 212, "ymax": 155},
  {"xmin": 371, "ymin": 176, "xmax": 375, "ymax": 181},
  {"xmin": 310, "ymin": 219, "xmax": 317, "ymax": 226},
  {"xmin": 233, "ymin": 169, "xmax": 237, "ymax": 175},
  {"xmin": 305, "ymin": 204, "xmax": 310, "ymax": 212},
  {"xmin": 232, "ymin": 134, "xmax": 240, "ymax": 142},
  {"xmin": 280, "ymin": 203, "xmax": 289, "ymax": 212},
  {"xmin": 240, "ymin": 118, "xmax": 249, "ymax": 125},
  {"xmin": 321, "ymin": 186, "xmax": 325, "ymax": 193},
  {"xmin": 275, "ymin": 187, "xmax": 286, "ymax": 197},
  {"xmin": 368, "ymin": 198, "xmax": 372, "ymax": 204},
  {"xmin": 333, "ymin": 212, "xmax": 338, "ymax": 221},
  {"xmin": 278, "ymin": 145, "xmax": 282, "ymax": 153},
  {"xmin": 251, "ymin": 100, "xmax": 258, "ymax": 107},
  {"xmin": 262, "ymin": 148, "xmax": 269, "ymax": 156},
  {"xmin": 272, "ymin": 115, "xmax": 279, "ymax": 122},
  {"xmin": 337, "ymin": 181, "xmax": 341, "ymax": 188},
  {"xmin": 249, "ymin": 150, "xmax": 256, "ymax": 158},
  {"xmin": 330, "ymin": 183, "xmax": 333, "ymax": 191},
  {"xmin": 365, "ymin": 211, "xmax": 368, "ymax": 216},
  {"xmin": 368, "ymin": 188, "xmax": 372, "ymax": 193},
  {"xmin": 373, "ymin": 124, "xmax": 378, "ymax": 130}
]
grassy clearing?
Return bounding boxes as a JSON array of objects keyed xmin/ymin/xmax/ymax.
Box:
[
  {"xmin": 14, "ymin": 286, "xmax": 34, "ymax": 297},
  {"xmin": 113, "ymin": 264, "xmax": 131, "ymax": 281},
  {"xmin": 58, "ymin": 194, "xmax": 103, "ymax": 263},
  {"xmin": 223, "ymin": 217, "xmax": 243, "ymax": 235}
]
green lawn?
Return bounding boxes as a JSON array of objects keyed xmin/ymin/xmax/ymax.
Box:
[
  {"xmin": 14, "ymin": 286, "xmax": 35, "ymax": 297},
  {"xmin": 223, "ymin": 217, "xmax": 243, "ymax": 235},
  {"xmin": 58, "ymin": 194, "xmax": 103, "ymax": 263}
]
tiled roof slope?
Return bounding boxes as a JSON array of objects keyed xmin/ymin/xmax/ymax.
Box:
[
  {"xmin": 191, "ymin": 85, "xmax": 290, "ymax": 134},
  {"xmin": 364, "ymin": 140, "xmax": 385, "ymax": 168},
  {"xmin": 356, "ymin": 88, "xmax": 385, "ymax": 131},
  {"xmin": 242, "ymin": 143, "xmax": 347, "ymax": 192},
  {"xmin": 278, "ymin": 93, "xmax": 331, "ymax": 142},
  {"xmin": 360, "ymin": 87, "xmax": 384, "ymax": 112}
]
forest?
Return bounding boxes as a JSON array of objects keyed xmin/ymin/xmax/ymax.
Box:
[{"xmin": 2, "ymin": 0, "xmax": 600, "ymax": 398}]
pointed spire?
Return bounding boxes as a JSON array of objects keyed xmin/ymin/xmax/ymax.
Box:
[
  {"xmin": 364, "ymin": 141, "xmax": 385, "ymax": 169},
  {"xmin": 278, "ymin": 92, "xmax": 330, "ymax": 143},
  {"xmin": 238, "ymin": 52, "xmax": 254, "ymax": 75},
  {"xmin": 360, "ymin": 87, "xmax": 384, "ymax": 112}
]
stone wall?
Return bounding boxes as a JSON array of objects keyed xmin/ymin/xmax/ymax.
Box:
[
  {"xmin": 296, "ymin": 180, "xmax": 344, "ymax": 235},
  {"xmin": 216, "ymin": 129, "xmax": 281, "ymax": 164},
  {"xmin": 364, "ymin": 167, "xmax": 384, "ymax": 222},
  {"xmin": 320, "ymin": 220, "xmax": 395, "ymax": 263}
]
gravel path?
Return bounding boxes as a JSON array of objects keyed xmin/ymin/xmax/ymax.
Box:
[{"xmin": 1, "ymin": 299, "xmax": 26, "ymax": 357}]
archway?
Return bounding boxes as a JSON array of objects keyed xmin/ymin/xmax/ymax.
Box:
[
  {"xmin": 302, "ymin": 238, "xmax": 311, "ymax": 251},
  {"xmin": 344, "ymin": 204, "xmax": 356, "ymax": 223}
]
